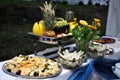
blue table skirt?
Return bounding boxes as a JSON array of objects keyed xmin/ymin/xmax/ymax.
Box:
[
  {"xmin": 94, "ymin": 58, "xmax": 120, "ymax": 80},
  {"xmin": 68, "ymin": 59, "xmax": 120, "ymax": 80}
]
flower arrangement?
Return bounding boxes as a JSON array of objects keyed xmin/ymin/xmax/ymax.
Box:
[{"xmin": 72, "ymin": 18, "xmax": 101, "ymax": 52}]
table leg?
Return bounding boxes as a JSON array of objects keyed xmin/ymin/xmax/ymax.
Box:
[{"xmin": 33, "ymin": 39, "xmax": 37, "ymax": 55}]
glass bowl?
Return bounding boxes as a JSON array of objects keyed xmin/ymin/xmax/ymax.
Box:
[
  {"xmin": 58, "ymin": 49, "xmax": 85, "ymax": 69},
  {"xmin": 88, "ymin": 42, "xmax": 114, "ymax": 58}
]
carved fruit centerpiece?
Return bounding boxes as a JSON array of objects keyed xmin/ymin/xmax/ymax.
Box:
[{"xmin": 32, "ymin": 1, "xmax": 71, "ymax": 37}]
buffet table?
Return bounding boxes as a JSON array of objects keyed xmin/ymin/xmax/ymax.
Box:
[{"xmin": 0, "ymin": 36, "xmax": 120, "ymax": 80}]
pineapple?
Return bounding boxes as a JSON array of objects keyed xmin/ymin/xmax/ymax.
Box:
[
  {"xmin": 40, "ymin": 1, "xmax": 56, "ymax": 37},
  {"xmin": 65, "ymin": 11, "xmax": 74, "ymax": 22},
  {"xmin": 40, "ymin": 1, "xmax": 56, "ymax": 31}
]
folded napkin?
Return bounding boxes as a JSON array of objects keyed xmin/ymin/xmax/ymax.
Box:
[
  {"xmin": 68, "ymin": 60, "xmax": 94, "ymax": 80},
  {"xmin": 94, "ymin": 58, "xmax": 120, "ymax": 79}
]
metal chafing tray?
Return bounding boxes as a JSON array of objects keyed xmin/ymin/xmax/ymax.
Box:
[{"xmin": 28, "ymin": 32, "xmax": 74, "ymax": 57}]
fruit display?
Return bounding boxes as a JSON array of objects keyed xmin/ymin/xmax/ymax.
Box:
[
  {"xmin": 32, "ymin": 2, "xmax": 72, "ymax": 37},
  {"xmin": 31, "ymin": 1, "xmax": 74, "ymax": 44},
  {"xmin": 32, "ymin": 1, "xmax": 78, "ymax": 37},
  {"xmin": 32, "ymin": 18, "xmax": 71, "ymax": 37}
]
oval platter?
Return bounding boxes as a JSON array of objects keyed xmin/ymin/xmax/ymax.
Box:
[{"xmin": 2, "ymin": 55, "xmax": 62, "ymax": 79}]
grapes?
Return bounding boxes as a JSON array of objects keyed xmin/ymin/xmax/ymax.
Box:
[{"xmin": 54, "ymin": 19, "xmax": 68, "ymax": 27}]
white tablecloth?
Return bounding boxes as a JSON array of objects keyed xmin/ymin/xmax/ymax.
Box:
[
  {"xmin": 0, "ymin": 36, "xmax": 120, "ymax": 80},
  {"xmin": 102, "ymin": 36, "xmax": 120, "ymax": 59}
]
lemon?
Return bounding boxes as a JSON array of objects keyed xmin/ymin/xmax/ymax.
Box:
[
  {"xmin": 32, "ymin": 22, "xmax": 39, "ymax": 35},
  {"xmin": 38, "ymin": 20, "xmax": 45, "ymax": 35},
  {"xmin": 69, "ymin": 22, "xmax": 78, "ymax": 32},
  {"xmin": 32, "ymin": 20, "xmax": 45, "ymax": 36}
]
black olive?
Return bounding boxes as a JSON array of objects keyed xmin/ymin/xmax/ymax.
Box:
[
  {"xmin": 32, "ymin": 60, "xmax": 35, "ymax": 61},
  {"xmin": 30, "ymin": 56, "xmax": 32, "ymax": 58},
  {"xmin": 7, "ymin": 69, "xmax": 11, "ymax": 72},
  {"xmin": 13, "ymin": 64, "xmax": 16, "ymax": 67},
  {"xmin": 33, "ymin": 72, "xmax": 39, "ymax": 77},
  {"xmin": 42, "ymin": 68, "xmax": 45, "ymax": 72},
  {"xmin": 16, "ymin": 70, "xmax": 21, "ymax": 75},
  {"xmin": 25, "ymin": 57, "xmax": 28, "ymax": 60},
  {"xmin": 47, "ymin": 63, "xmax": 51, "ymax": 66},
  {"xmin": 45, "ymin": 64, "xmax": 48, "ymax": 68}
]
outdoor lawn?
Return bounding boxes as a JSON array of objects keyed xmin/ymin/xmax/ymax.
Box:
[{"xmin": 0, "ymin": 0, "xmax": 108, "ymax": 61}]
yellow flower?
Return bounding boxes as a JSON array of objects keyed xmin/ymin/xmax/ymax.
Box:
[
  {"xmin": 79, "ymin": 20, "xmax": 88, "ymax": 26},
  {"xmin": 88, "ymin": 25, "xmax": 97, "ymax": 30},
  {"xmin": 94, "ymin": 18, "xmax": 101, "ymax": 27},
  {"xmin": 74, "ymin": 18, "xmax": 77, "ymax": 21},
  {"xmin": 94, "ymin": 18, "xmax": 100, "ymax": 23},
  {"xmin": 97, "ymin": 22, "xmax": 101, "ymax": 27}
]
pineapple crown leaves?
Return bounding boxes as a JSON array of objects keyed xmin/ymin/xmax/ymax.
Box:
[
  {"xmin": 65, "ymin": 10, "xmax": 74, "ymax": 22},
  {"xmin": 40, "ymin": 1, "xmax": 56, "ymax": 17},
  {"xmin": 39, "ymin": 1, "xmax": 57, "ymax": 30}
]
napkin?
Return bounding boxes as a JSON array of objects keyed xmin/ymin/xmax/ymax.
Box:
[
  {"xmin": 68, "ymin": 60, "xmax": 94, "ymax": 80},
  {"xmin": 94, "ymin": 58, "xmax": 120, "ymax": 79}
]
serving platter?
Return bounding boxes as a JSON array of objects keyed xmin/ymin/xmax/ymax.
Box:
[
  {"xmin": 3, "ymin": 66, "xmax": 62, "ymax": 79},
  {"xmin": 2, "ymin": 55, "xmax": 62, "ymax": 79},
  {"xmin": 28, "ymin": 32, "xmax": 73, "ymax": 44},
  {"xmin": 93, "ymin": 38, "xmax": 115, "ymax": 44}
]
